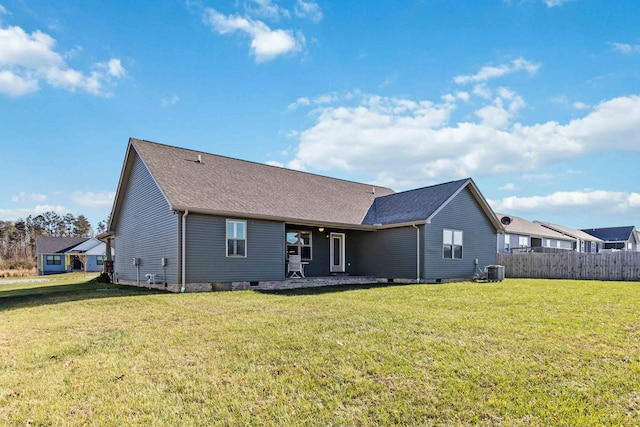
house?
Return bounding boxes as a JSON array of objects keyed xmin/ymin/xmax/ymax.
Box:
[
  {"xmin": 104, "ymin": 138, "xmax": 503, "ymax": 292},
  {"xmin": 535, "ymin": 221, "xmax": 603, "ymax": 253},
  {"xmin": 496, "ymin": 214, "xmax": 575, "ymax": 253},
  {"xmin": 36, "ymin": 236, "xmax": 113, "ymax": 275},
  {"xmin": 581, "ymin": 226, "xmax": 639, "ymax": 252}
]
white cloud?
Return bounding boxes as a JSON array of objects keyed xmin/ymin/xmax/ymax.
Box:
[
  {"xmin": 287, "ymin": 91, "xmax": 357, "ymax": 110},
  {"xmin": 0, "ymin": 17, "xmax": 125, "ymax": 97},
  {"xmin": 489, "ymin": 190, "xmax": 640, "ymax": 213},
  {"xmin": 283, "ymin": 91, "xmax": 640, "ymax": 190},
  {"xmin": 295, "ymin": 0, "xmax": 323, "ymax": 23},
  {"xmin": 543, "ymin": 0, "xmax": 573, "ymax": 7},
  {"xmin": 572, "ymin": 101, "xmax": 589, "ymax": 110},
  {"xmin": 244, "ymin": 0, "xmax": 290, "ymax": 21},
  {"xmin": 265, "ymin": 160, "xmax": 284, "ymax": 167},
  {"xmin": 499, "ymin": 183, "xmax": 518, "ymax": 191},
  {"xmin": 609, "ymin": 42, "xmax": 640, "ymax": 54},
  {"xmin": 70, "ymin": 191, "xmax": 115, "ymax": 208},
  {"xmin": 203, "ymin": 7, "xmax": 304, "ymax": 62},
  {"xmin": 453, "ymin": 57, "xmax": 540, "ymax": 85},
  {"xmin": 103, "ymin": 58, "xmax": 126, "ymax": 77},
  {"xmin": 0, "ymin": 4, "xmax": 7, "ymax": 15},
  {"xmin": 11, "ymin": 192, "xmax": 47, "ymax": 202},
  {"xmin": 161, "ymin": 94, "xmax": 180, "ymax": 106},
  {"xmin": 287, "ymin": 96, "xmax": 310, "ymax": 110},
  {"xmin": 0, "ymin": 205, "xmax": 68, "ymax": 222}
]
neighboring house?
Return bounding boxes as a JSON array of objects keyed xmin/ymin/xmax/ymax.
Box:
[
  {"xmin": 104, "ymin": 138, "xmax": 503, "ymax": 292},
  {"xmin": 535, "ymin": 221, "xmax": 603, "ymax": 253},
  {"xmin": 581, "ymin": 226, "xmax": 639, "ymax": 252},
  {"xmin": 36, "ymin": 236, "xmax": 87, "ymax": 275},
  {"xmin": 36, "ymin": 236, "xmax": 113, "ymax": 275},
  {"xmin": 496, "ymin": 214, "xmax": 575, "ymax": 253}
]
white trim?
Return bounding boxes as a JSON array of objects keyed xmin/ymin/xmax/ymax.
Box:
[
  {"xmin": 443, "ymin": 228, "xmax": 463, "ymax": 260},
  {"xmin": 285, "ymin": 229, "xmax": 313, "ymax": 261},
  {"xmin": 329, "ymin": 233, "xmax": 346, "ymax": 273},
  {"xmin": 226, "ymin": 219, "xmax": 247, "ymax": 258}
]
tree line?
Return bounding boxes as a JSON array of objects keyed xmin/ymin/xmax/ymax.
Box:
[{"xmin": 0, "ymin": 211, "xmax": 106, "ymax": 266}]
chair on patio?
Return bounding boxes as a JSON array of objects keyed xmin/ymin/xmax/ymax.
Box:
[{"xmin": 287, "ymin": 254, "xmax": 305, "ymax": 278}]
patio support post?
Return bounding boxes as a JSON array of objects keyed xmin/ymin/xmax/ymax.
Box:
[
  {"xmin": 412, "ymin": 224, "xmax": 421, "ymax": 283},
  {"xmin": 181, "ymin": 210, "xmax": 189, "ymax": 293}
]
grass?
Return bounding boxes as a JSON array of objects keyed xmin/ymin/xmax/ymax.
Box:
[{"xmin": 1, "ymin": 275, "xmax": 639, "ymax": 426}]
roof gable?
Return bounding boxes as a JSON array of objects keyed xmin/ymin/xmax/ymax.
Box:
[
  {"xmin": 581, "ymin": 226, "xmax": 636, "ymax": 242},
  {"xmin": 364, "ymin": 178, "xmax": 502, "ymax": 230},
  {"xmin": 363, "ymin": 179, "xmax": 468, "ymax": 225},
  {"xmin": 110, "ymin": 138, "xmax": 395, "ymax": 228},
  {"xmin": 65, "ymin": 238, "xmax": 102, "ymax": 253}
]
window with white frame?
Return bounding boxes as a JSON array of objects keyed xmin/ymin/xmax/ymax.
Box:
[
  {"xmin": 443, "ymin": 229, "xmax": 463, "ymax": 259},
  {"xmin": 226, "ymin": 219, "xmax": 246, "ymax": 257},
  {"xmin": 518, "ymin": 236, "xmax": 528, "ymax": 248},
  {"xmin": 286, "ymin": 230, "xmax": 312, "ymax": 260},
  {"xmin": 504, "ymin": 234, "xmax": 511, "ymax": 252},
  {"xmin": 46, "ymin": 255, "xmax": 62, "ymax": 265},
  {"xmin": 96, "ymin": 255, "xmax": 105, "ymax": 265}
]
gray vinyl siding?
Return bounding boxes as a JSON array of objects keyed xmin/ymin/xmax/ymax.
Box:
[
  {"xmin": 424, "ymin": 187, "xmax": 497, "ymax": 280},
  {"xmin": 185, "ymin": 214, "xmax": 284, "ymax": 282},
  {"xmin": 351, "ymin": 227, "xmax": 418, "ymax": 279},
  {"xmin": 114, "ymin": 152, "xmax": 179, "ymax": 284}
]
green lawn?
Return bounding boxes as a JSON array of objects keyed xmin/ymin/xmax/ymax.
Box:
[{"xmin": 1, "ymin": 275, "xmax": 639, "ymax": 426}]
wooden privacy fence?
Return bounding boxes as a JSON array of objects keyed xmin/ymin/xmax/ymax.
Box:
[{"xmin": 497, "ymin": 252, "xmax": 640, "ymax": 281}]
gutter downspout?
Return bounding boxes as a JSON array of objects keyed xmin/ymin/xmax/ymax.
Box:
[
  {"xmin": 181, "ymin": 210, "xmax": 189, "ymax": 293},
  {"xmin": 412, "ymin": 224, "xmax": 420, "ymax": 283}
]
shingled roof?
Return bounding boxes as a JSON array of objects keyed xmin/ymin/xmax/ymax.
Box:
[
  {"xmin": 496, "ymin": 214, "xmax": 574, "ymax": 241},
  {"xmin": 116, "ymin": 138, "xmax": 395, "ymax": 227},
  {"xmin": 581, "ymin": 226, "xmax": 637, "ymax": 242},
  {"xmin": 362, "ymin": 178, "xmax": 492, "ymax": 226},
  {"xmin": 536, "ymin": 221, "xmax": 603, "ymax": 243},
  {"xmin": 36, "ymin": 237, "xmax": 89, "ymax": 255}
]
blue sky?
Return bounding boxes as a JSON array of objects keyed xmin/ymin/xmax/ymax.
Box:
[{"xmin": 1, "ymin": 0, "xmax": 638, "ymax": 232}]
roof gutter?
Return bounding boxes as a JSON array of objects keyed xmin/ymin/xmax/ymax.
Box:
[{"xmin": 181, "ymin": 210, "xmax": 189, "ymax": 293}]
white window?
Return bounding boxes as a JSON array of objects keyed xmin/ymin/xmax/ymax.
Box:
[
  {"xmin": 628, "ymin": 242, "xmax": 633, "ymax": 250},
  {"xmin": 286, "ymin": 230, "xmax": 312, "ymax": 260},
  {"xmin": 226, "ymin": 219, "xmax": 246, "ymax": 257},
  {"xmin": 504, "ymin": 234, "xmax": 511, "ymax": 252},
  {"xmin": 443, "ymin": 229, "xmax": 463, "ymax": 259},
  {"xmin": 518, "ymin": 236, "xmax": 528, "ymax": 248},
  {"xmin": 96, "ymin": 255, "xmax": 105, "ymax": 265}
]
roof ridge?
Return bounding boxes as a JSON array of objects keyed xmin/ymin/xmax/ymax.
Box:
[{"xmin": 130, "ymin": 137, "xmax": 395, "ymax": 192}]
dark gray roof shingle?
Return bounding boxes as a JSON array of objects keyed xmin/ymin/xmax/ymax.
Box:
[
  {"xmin": 362, "ymin": 179, "xmax": 470, "ymax": 225},
  {"xmin": 581, "ymin": 226, "xmax": 636, "ymax": 242},
  {"xmin": 36, "ymin": 237, "xmax": 88, "ymax": 255},
  {"xmin": 131, "ymin": 138, "xmax": 395, "ymax": 226}
]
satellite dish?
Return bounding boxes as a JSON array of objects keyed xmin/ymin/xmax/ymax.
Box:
[{"xmin": 501, "ymin": 216, "xmax": 512, "ymax": 225}]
